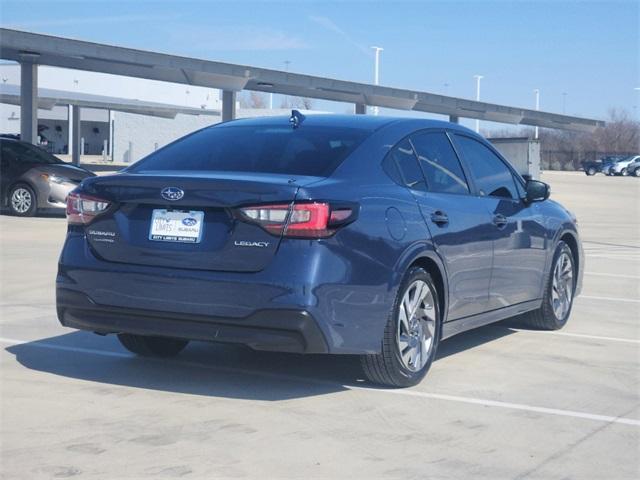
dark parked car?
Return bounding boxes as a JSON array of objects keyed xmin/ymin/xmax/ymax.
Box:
[
  {"xmin": 582, "ymin": 155, "xmax": 624, "ymax": 176},
  {"xmin": 56, "ymin": 114, "xmax": 583, "ymax": 387},
  {"xmin": 1, "ymin": 138, "xmax": 95, "ymax": 216}
]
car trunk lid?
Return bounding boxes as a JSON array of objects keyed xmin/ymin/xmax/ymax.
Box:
[{"xmin": 80, "ymin": 171, "xmax": 321, "ymax": 272}]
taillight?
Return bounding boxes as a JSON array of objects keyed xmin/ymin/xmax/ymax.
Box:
[
  {"xmin": 238, "ymin": 202, "xmax": 356, "ymax": 238},
  {"xmin": 66, "ymin": 191, "xmax": 110, "ymax": 225}
]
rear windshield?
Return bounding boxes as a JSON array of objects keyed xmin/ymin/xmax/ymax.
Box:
[{"xmin": 130, "ymin": 124, "xmax": 370, "ymax": 177}]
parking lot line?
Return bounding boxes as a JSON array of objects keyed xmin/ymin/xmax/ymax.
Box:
[
  {"xmin": 585, "ymin": 272, "xmax": 640, "ymax": 279},
  {"xmin": 579, "ymin": 295, "xmax": 640, "ymax": 303},
  {"xmin": 510, "ymin": 329, "xmax": 640, "ymax": 344},
  {"xmin": 1, "ymin": 336, "xmax": 638, "ymax": 428},
  {"xmin": 584, "ymin": 254, "xmax": 640, "ymax": 260},
  {"xmin": 350, "ymin": 388, "xmax": 640, "ymax": 427}
]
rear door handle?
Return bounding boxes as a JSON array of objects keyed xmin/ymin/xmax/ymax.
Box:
[
  {"xmin": 430, "ymin": 211, "xmax": 449, "ymax": 226},
  {"xmin": 493, "ymin": 214, "xmax": 508, "ymax": 228}
]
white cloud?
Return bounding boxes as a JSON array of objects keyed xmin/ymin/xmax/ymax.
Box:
[
  {"xmin": 308, "ymin": 15, "xmax": 371, "ymax": 57},
  {"xmin": 169, "ymin": 25, "xmax": 309, "ymax": 52}
]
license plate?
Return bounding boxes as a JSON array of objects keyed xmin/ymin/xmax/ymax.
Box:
[{"xmin": 149, "ymin": 209, "xmax": 204, "ymax": 243}]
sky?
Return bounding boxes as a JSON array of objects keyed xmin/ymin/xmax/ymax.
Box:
[{"xmin": 1, "ymin": 0, "xmax": 638, "ymax": 127}]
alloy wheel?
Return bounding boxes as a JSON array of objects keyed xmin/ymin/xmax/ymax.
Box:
[
  {"xmin": 551, "ymin": 252, "xmax": 574, "ymax": 321},
  {"xmin": 11, "ymin": 187, "xmax": 32, "ymax": 214},
  {"xmin": 397, "ymin": 280, "xmax": 436, "ymax": 372}
]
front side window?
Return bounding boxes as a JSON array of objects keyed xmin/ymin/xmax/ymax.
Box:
[
  {"xmin": 453, "ymin": 135, "xmax": 519, "ymax": 200},
  {"xmin": 410, "ymin": 132, "xmax": 469, "ymax": 195}
]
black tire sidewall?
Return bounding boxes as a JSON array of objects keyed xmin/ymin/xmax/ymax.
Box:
[
  {"xmin": 545, "ymin": 242, "xmax": 576, "ymax": 328},
  {"xmin": 9, "ymin": 183, "xmax": 37, "ymax": 217},
  {"xmin": 387, "ymin": 267, "xmax": 441, "ymax": 385}
]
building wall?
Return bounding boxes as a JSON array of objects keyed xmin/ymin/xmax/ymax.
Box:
[
  {"xmin": 489, "ymin": 138, "xmax": 541, "ymax": 179},
  {"xmin": 112, "ymin": 109, "xmax": 306, "ymax": 163},
  {"xmin": 112, "ymin": 111, "xmax": 218, "ymax": 163},
  {"xmin": 0, "ymin": 103, "xmax": 109, "ymax": 154}
]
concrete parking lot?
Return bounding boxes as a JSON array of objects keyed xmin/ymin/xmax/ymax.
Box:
[{"xmin": 1, "ymin": 171, "xmax": 638, "ymax": 479}]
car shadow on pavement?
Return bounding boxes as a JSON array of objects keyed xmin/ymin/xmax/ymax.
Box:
[
  {"xmin": 0, "ymin": 210, "xmax": 66, "ymax": 218},
  {"xmin": 437, "ymin": 322, "xmax": 517, "ymax": 360},
  {"xmin": 6, "ymin": 322, "xmax": 518, "ymax": 399}
]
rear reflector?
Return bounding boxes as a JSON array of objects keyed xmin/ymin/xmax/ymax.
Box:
[
  {"xmin": 238, "ymin": 202, "xmax": 355, "ymax": 238},
  {"xmin": 66, "ymin": 192, "xmax": 110, "ymax": 225}
]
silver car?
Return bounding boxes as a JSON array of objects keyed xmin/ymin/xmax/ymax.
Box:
[
  {"xmin": 623, "ymin": 155, "xmax": 640, "ymax": 177},
  {"xmin": 0, "ymin": 138, "xmax": 95, "ymax": 216},
  {"xmin": 607, "ymin": 155, "xmax": 639, "ymax": 176}
]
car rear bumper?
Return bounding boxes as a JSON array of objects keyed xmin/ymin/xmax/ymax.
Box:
[
  {"xmin": 57, "ymin": 288, "xmax": 329, "ymax": 353},
  {"xmin": 56, "ymin": 232, "xmax": 395, "ymax": 354}
]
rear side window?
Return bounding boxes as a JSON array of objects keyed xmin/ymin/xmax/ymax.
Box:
[
  {"xmin": 1, "ymin": 141, "xmax": 61, "ymax": 165},
  {"xmin": 453, "ymin": 135, "xmax": 519, "ymax": 199},
  {"xmin": 410, "ymin": 132, "xmax": 469, "ymax": 195},
  {"xmin": 383, "ymin": 139, "xmax": 426, "ymax": 191},
  {"xmin": 130, "ymin": 125, "xmax": 370, "ymax": 177}
]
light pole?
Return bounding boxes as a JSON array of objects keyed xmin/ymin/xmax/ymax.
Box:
[
  {"xmin": 371, "ymin": 46, "xmax": 383, "ymax": 116},
  {"xmin": 533, "ymin": 89, "xmax": 540, "ymax": 139},
  {"xmin": 283, "ymin": 60, "xmax": 291, "ymax": 108},
  {"xmin": 473, "ymin": 75, "xmax": 483, "ymax": 133}
]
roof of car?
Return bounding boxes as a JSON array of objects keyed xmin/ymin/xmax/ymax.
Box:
[{"xmin": 218, "ymin": 113, "xmax": 472, "ymax": 134}]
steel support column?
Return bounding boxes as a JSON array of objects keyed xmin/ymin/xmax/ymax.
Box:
[
  {"xmin": 355, "ymin": 103, "xmax": 366, "ymax": 115},
  {"xmin": 222, "ymin": 90, "xmax": 236, "ymax": 121},
  {"xmin": 20, "ymin": 61, "xmax": 38, "ymax": 144},
  {"xmin": 72, "ymin": 105, "xmax": 81, "ymax": 166}
]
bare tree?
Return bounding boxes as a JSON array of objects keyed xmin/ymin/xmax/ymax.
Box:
[
  {"xmin": 249, "ymin": 92, "xmax": 267, "ymax": 109},
  {"xmin": 486, "ymin": 109, "xmax": 639, "ymax": 170},
  {"xmin": 280, "ymin": 96, "xmax": 314, "ymax": 110},
  {"xmin": 239, "ymin": 91, "xmax": 267, "ymax": 109},
  {"xmin": 539, "ymin": 109, "xmax": 639, "ymax": 170}
]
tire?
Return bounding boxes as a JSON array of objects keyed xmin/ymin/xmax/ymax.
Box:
[
  {"xmin": 634, "ymin": 167, "xmax": 640, "ymax": 177},
  {"xmin": 360, "ymin": 267, "xmax": 441, "ymax": 387},
  {"xmin": 621, "ymin": 168, "xmax": 628, "ymax": 177},
  {"xmin": 117, "ymin": 333, "xmax": 189, "ymax": 357},
  {"xmin": 9, "ymin": 183, "xmax": 37, "ymax": 217},
  {"xmin": 520, "ymin": 241, "xmax": 575, "ymax": 330},
  {"xmin": 585, "ymin": 167, "xmax": 596, "ymax": 176}
]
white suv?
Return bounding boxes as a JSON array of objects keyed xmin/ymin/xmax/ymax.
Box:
[
  {"xmin": 625, "ymin": 156, "xmax": 640, "ymax": 177},
  {"xmin": 608, "ymin": 155, "xmax": 640, "ymax": 176}
]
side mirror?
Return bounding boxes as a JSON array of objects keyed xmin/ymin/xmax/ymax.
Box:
[{"xmin": 525, "ymin": 179, "xmax": 550, "ymax": 203}]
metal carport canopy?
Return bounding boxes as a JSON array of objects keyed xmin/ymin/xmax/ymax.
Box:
[
  {"xmin": 0, "ymin": 28, "xmax": 604, "ymax": 132},
  {"xmin": 0, "ymin": 84, "xmax": 221, "ymax": 119}
]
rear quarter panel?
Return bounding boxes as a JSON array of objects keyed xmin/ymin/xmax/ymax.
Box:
[{"xmin": 292, "ymin": 124, "xmax": 444, "ymax": 352}]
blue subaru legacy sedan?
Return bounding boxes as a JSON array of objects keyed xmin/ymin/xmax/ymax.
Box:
[{"xmin": 56, "ymin": 113, "xmax": 583, "ymax": 387}]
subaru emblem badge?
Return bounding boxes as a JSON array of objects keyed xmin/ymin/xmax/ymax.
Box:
[{"xmin": 161, "ymin": 187, "xmax": 184, "ymax": 201}]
